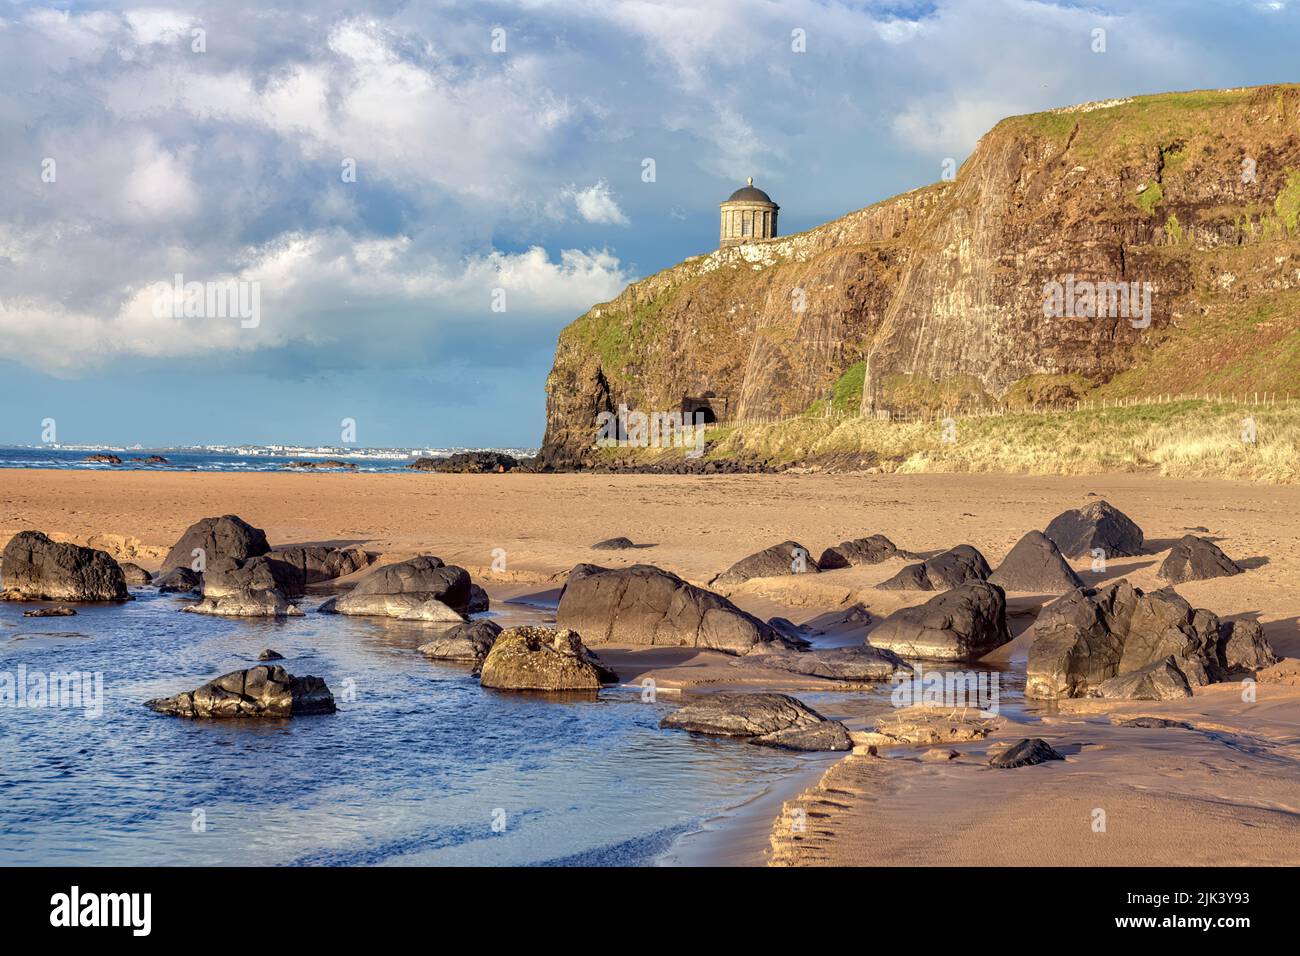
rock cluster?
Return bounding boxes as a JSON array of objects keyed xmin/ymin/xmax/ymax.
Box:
[{"xmin": 146, "ymin": 665, "xmax": 335, "ymax": 718}]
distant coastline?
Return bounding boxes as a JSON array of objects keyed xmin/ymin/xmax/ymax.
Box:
[{"xmin": 0, "ymin": 446, "xmax": 538, "ymax": 474}]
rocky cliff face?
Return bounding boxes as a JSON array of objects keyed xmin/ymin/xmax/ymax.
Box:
[{"xmin": 541, "ymin": 85, "xmax": 1300, "ymax": 467}]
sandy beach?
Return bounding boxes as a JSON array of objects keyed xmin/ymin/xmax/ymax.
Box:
[{"xmin": 4, "ymin": 467, "xmax": 1299, "ymax": 866}]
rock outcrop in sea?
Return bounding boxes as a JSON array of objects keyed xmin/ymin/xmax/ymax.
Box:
[{"xmin": 146, "ymin": 665, "xmax": 335, "ymax": 718}]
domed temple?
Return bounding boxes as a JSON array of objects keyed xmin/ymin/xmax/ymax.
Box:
[{"xmin": 719, "ymin": 177, "xmax": 778, "ymax": 247}]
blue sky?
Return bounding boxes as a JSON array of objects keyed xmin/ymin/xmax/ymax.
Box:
[{"xmin": 1, "ymin": 0, "xmax": 1298, "ymax": 448}]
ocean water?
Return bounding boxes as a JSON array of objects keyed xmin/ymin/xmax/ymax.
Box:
[
  {"xmin": 0, "ymin": 588, "xmax": 818, "ymax": 866},
  {"xmin": 0, "ymin": 447, "xmax": 533, "ymax": 474}
]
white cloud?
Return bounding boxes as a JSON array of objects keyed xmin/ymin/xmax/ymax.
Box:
[{"xmin": 567, "ymin": 181, "xmax": 629, "ymax": 225}]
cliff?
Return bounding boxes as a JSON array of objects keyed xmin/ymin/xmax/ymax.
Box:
[{"xmin": 541, "ymin": 85, "xmax": 1300, "ymax": 467}]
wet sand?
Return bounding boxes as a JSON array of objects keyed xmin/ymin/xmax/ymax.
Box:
[{"xmin": 3, "ymin": 468, "xmax": 1299, "ymax": 865}]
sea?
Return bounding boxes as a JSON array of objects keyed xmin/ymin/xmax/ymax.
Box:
[{"xmin": 0, "ymin": 446, "xmax": 535, "ymax": 473}]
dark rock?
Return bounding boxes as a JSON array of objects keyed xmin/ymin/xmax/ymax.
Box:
[
  {"xmin": 1043, "ymin": 499, "xmax": 1143, "ymax": 559},
  {"xmin": 989, "ymin": 530, "xmax": 1083, "ymax": 592},
  {"xmin": 202, "ymin": 555, "xmax": 305, "ymax": 598},
  {"xmin": 118, "ymin": 562, "xmax": 153, "ymax": 585},
  {"xmin": 83, "ymin": 454, "xmax": 122, "ymax": 464},
  {"xmin": 408, "ymin": 452, "xmax": 519, "ymax": 473},
  {"xmin": 160, "ymin": 515, "xmax": 270, "ymax": 574},
  {"xmin": 183, "ymin": 587, "xmax": 304, "ymax": 618},
  {"xmin": 745, "ymin": 644, "xmax": 908, "ymax": 681},
  {"xmin": 271, "ymin": 546, "xmax": 373, "ymax": 584},
  {"xmin": 876, "ymin": 544, "xmax": 991, "ymax": 591},
  {"xmin": 418, "ymin": 620, "xmax": 503, "ymax": 663},
  {"xmin": 24, "ymin": 606, "xmax": 77, "ymax": 617},
  {"xmin": 1090, "ymin": 655, "xmax": 1194, "ymax": 700},
  {"xmin": 283, "ymin": 459, "xmax": 357, "ymax": 470},
  {"xmin": 556, "ymin": 563, "xmax": 795, "ymax": 654},
  {"xmin": 478, "ymin": 626, "xmax": 616, "ymax": 691},
  {"xmin": 868, "ymin": 581, "xmax": 1010, "ymax": 661},
  {"xmin": 1114, "ymin": 716, "xmax": 1194, "ymax": 729},
  {"xmin": 0, "ymin": 531, "xmax": 129, "ymax": 602},
  {"xmin": 988, "ymin": 738, "xmax": 1064, "ymax": 768},
  {"xmin": 154, "ymin": 567, "xmax": 201, "ymax": 594},
  {"xmin": 145, "ymin": 665, "xmax": 335, "ymax": 718},
  {"xmin": 710, "ymin": 540, "xmax": 820, "ymax": 587},
  {"xmin": 321, "ymin": 556, "xmax": 472, "ymax": 617},
  {"xmin": 467, "ymin": 583, "xmax": 490, "ymax": 614},
  {"xmin": 1157, "ymin": 534, "xmax": 1243, "ymax": 584},
  {"xmin": 591, "ymin": 536, "xmax": 636, "ymax": 550},
  {"xmin": 128, "ymin": 455, "xmax": 168, "ymax": 464},
  {"xmin": 659, "ymin": 692, "xmax": 851, "ymax": 752},
  {"xmin": 817, "ymin": 534, "xmax": 920, "ymax": 569},
  {"xmin": 258, "ymin": 648, "xmax": 285, "ymax": 661},
  {"xmin": 1027, "ymin": 580, "xmax": 1227, "ymax": 699},
  {"xmin": 1217, "ymin": 619, "xmax": 1278, "ymax": 673}
]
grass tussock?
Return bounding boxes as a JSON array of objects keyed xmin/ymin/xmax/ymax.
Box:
[{"xmin": 707, "ymin": 400, "xmax": 1300, "ymax": 483}]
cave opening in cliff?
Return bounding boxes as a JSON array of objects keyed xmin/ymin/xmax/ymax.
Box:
[{"xmin": 682, "ymin": 394, "xmax": 725, "ymax": 424}]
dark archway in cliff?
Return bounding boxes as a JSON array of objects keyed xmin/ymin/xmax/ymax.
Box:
[{"xmin": 682, "ymin": 392, "xmax": 726, "ymax": 424}]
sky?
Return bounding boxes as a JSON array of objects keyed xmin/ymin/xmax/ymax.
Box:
[{"xmin": 1, "ymin": 0, "xmax": 1298, "ymax": 449}]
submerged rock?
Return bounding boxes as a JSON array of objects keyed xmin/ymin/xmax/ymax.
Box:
[
  {"xmin": 24, "ymin": 606, "xmax": 77, "ymax": 617},
  {"xmin": 744, "ymin": 644, "xmax": 908, "ymax": 681},
  {"xmin": 556, "ymin": 563, "xmax": 794, "ymax": 654},
  {"xmin": 1043, "ymin": 500, "xmax": 1143, "ymax": 559},
  {"xmin": 146, "ymin": 665, "xmax": 335, "ymax": 718},
  {"xmin": 868, "ymin": 581, "xmax": 1010, "ymax": 662},
  {"xmin": 418, "ymin": 620, "xmax": 503, "ymax": 663},
  {"xmin": 478, "ymin": 626, "xmax": 616, "ymax": 691},
  {"xmin": 0, "ymin": 531, "xmax": 129, "ymax": 602},
  {"xmin": 817, "ymin": 534, "xmax": 920, "ymax": 569},
  {"xmin": 659, "ymin": 692, "xmax": 851, "ymax": 752},
  {"xmin": 989, "ymin": 530, "xmax": 1083, "ymax": 592},
  {"xmin": 876, "ymin": 544, "xmax": 991, "ymax": 591},
  {"xmin": 1112, "ymin": 716, "xmax": 1195, "ymax": 730},
  {"xmin": 1157, "ymin": 534, "xmax": 1243, "ymax": 584},
  {"xmin": 710, "ymin": 540, "xmax": 820, "ymax": 587},
  {"xmin": 160, "ymin": 515, "xmax": 270, "ymax": 574},
  {"xmin": 988, "ymin": 738, "xmax": 1064, "ymax": 768}
]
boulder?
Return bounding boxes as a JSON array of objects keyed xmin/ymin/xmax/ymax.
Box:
[
  {"xmin": 744, "ymin": 644, "xmax": 909, "ymax": 681},
  {"xmin": 591, "ymin": 536, "xmax": 636, "ymax": 550},
  {"xmin": 555, "ymin": 563, "xmax": 794, "ymax": 654},
  {"xmin": 988, "ymin": 738, "xmax": 1065, "ymax": 768},
  {"xmin": 0, "ymin": 531, "xmax": 129, "ymax": 602},
  {"xmin": 1043, "ymin": 500, "xmax": 1143, "ymax": 559},
  {"xmin": 867, "ymin": 581, "xmax": 1011, "ymax": 662},
  {"xmin": 119, "ymin": 562, "xmax": 153, "ymax": 586},
  {"xmin": 202, "ymin": 555, "xmax": 305, "ymax": 598},
  {"xmin": 396, "ymin": 599, "xmax": 466, "ymax": 623},
  {"xmin": 83, "ymin": 454, "xmax": 122, "ymax": 464},
  {"xmin": 876, "ymin": 544, "xmax": 991, "ymax": 591},
  {"xmin": 710, "ymin": 540, "xmax": 820, "ymax": 587},
  {"xmin": 658, "ymin": 692, "xmax": 851, "ymax": 752},
  {"xmin": 258, "ymin": 648, "xmax": 285, "ymax": 661},
  {"xmin": 1026, "ymin": 580, "xmax": 1228, "ymax": 699},
  {"xmin": 467, "ymin": 583, "xmax": 490, "ymax": 614},
  {"xmin": 183, "ymin": 587, "xmax": 304, "ymax": 618},
  {"xmin": 989, "ymin": 530, "xmax": 1083, "ymax": 592},
  {"xmin": 320, "ymin": 556, "xmax": 473, "ymax": 617},
  {"xmin": 478, "ymin": 626, "xmax": 616, "ymax": 691},
  {"xmin": 817, "ymin": 534, "xmax": 920, "ymax": 569},
  {"xmin": 418, "ymin": 620, "xmax": 503, "ymax": 663},
  {"xmin": 1090, "ymin": 656, "xmax": 1194, "ymax": 700},
  {"xmin": 154, "ymin": 567, "xmax": 201, "ymax": 594},
  {"xmin": 160, "ymin": 515, "xmax": 270, "ymax": 574},
  {"xmin": 145, "ymin": 665, "xmax": 335, "ymax": 718},
  {"xmin": 1217, "ymin": 619, "xmax": 1278, "ymax": 673},
  {"xmin": 1157, "ymin": 535, "xmax": 1243, "ymax": 584},
  {"xmin": 24, "ymin": 606, "xmax": 76, "ymax": 617},
  {"xmin": 270, "ymin": 546, "xmax": 373, "ymax": 584}
]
